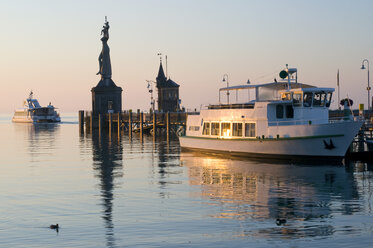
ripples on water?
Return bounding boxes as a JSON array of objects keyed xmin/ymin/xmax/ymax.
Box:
[{"xmin": 0, "ymin": 115, "xmax": 372, "ymax": 247}]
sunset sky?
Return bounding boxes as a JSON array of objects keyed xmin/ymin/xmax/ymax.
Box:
[{"xmin": 1, "ymin": 0, "xmax": 373, "ymax": 113}]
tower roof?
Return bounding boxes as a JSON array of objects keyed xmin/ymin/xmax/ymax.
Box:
[
  {"xmin": 156, "ymin": 62, "xmax": 167, "ymax": 83},
  {"xmin": 156, "ymin": 61, "xmax": 179, "ymax": 88},
  {"xmin": 164, "ymin": 78, "xmax": 179, "ymax": 88}
]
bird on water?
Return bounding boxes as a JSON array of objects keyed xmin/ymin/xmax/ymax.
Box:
[
  {"xmin": 50, "ymin": 224, "xmax": 59, "ymax": 229},
  {"xmin": 276, "ymin": 218, "xmax": 286, "ymax": 225}
]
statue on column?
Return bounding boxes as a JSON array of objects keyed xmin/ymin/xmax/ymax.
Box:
[{"xmin": 96, "ymin": 16, "xmax": 112, "ymax": 79}]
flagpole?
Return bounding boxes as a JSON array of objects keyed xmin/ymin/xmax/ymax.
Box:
[{"xmin": 337, "ymin": 69, "xmax": 341, "ymax": 110}]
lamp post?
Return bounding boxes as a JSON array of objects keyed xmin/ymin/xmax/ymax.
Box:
[
  {"xmin": 222, "ymin": 74, "xmax": 229, "ymax": 104},
  {"xmin": 146, "ymin": 80, "xmax": 156, "ymax": 111},
  {"xmin": 361, "ymin": 59, "xmax": 371, "ymax": 110}
]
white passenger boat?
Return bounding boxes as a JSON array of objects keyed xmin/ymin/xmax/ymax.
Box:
[
  {"xmin": 179, "ymin": 66, "xmax": 363, "ymax": 160},
  {"xmin": 12, "ymin": 91, "xmax": 61, "ymax": 123}
]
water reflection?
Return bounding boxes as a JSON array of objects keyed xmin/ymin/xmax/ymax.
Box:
[
  {"xmin": 180, "ymin": 152, "xmax": 368, "ymax": 239},
  {"xmin": 91, "ymin": 132, "xmax": 123, "ymax": 248},
  {"xmin": 153, "ymin": 137, "xmax": 182, "ymax": 198},
  {"xmin": 13, "ymin": 123, "xmax": 60, "ymax": 162}
]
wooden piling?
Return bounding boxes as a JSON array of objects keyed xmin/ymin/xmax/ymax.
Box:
[
  {"xmin": 79, "ymin": 110, "xmax": 84, "ymax": 134},
  {"xmin": 117, "ymin": 112, "xmax": 121, "ymax": 135},
  {"xmin": 85, "ymin": 112, "xmax": 91, "ymax": 134},
  {"xmin": 128, "ymin": 111, "xmax": 132, "ymax": 139},
  {"xmin": 98, "ymin": 114, "xmax": 102, "ymax": 136},
  {"xmin": 89, "ymin": 112, "xmax": 93, "ymax": 132},
  {"xmin": 166, "ymin": 112, "xmax": 170, "ymax": 142},
  {"xmin": 153, "ymin": 112, "xmax": 156, "ymax": 139},
  {"xmin": 140, "ymin": 112, "xmax": 143, "ymax": 141},
  {"xmin": 109, "ymin": 113, "xmax": 112, "ymax": 137}
]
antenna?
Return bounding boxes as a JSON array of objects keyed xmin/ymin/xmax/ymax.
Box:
[
  {"xmin": 165, "ymin": 55, "xmax": 168, "ymax": 78},
  {"xmin": 157, "ymin": 53, "xmax": 162, "ymax": 63}
]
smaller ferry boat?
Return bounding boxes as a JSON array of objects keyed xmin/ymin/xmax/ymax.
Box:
[
  {"xmin": 12, "ymin": 91, "xmax": 61, "ymax": 123},
  {"xmin": 179, "ymin": 66, "xmax": 364, "ymax": 160}
]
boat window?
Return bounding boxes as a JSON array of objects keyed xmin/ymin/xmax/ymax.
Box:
[
  {"xmin": 189, "ymin": 126, "xmax": 200, "ymax": 131},
  {"xmin": 221, "ymin": 123, "xmax": 231, "ymax": 137},
  {"xmin": 319, "ymin": 93, "xmax": 327, "ymax": 107},
  {"xmin": 313, "ymin": 93, "xmax": 322, "ymax": 107},
  {"xmin": 202, "ymin": 122, "xmax": 210, "ymax": 135},
  {"xmin": 276, "ymin": 105, "xmax": 284, "ymax": 119},
  {"xmin": 232, "ymin": 123, "xmax": 243, "ymax": 137},
  {"xmin": 245, "ymin": 123, "xmax": 256, "ymax": 137},
  {"xmin": 293, "ymin": 93, "xmax": 302, "ymax": 106},
  {"xmin": 325, "ymin": 92, "xmax": 332, "ymax": 107},
  {"xmin": 286, "ymin": 105, "xmax": 294, "ymax": 118},
  {"xmin": 211, "ymin": 122, "xmax": 220, "ymax": 136},
  {"xmin": 281, "ymin": 92, "xmax": 291, "ymax": 101},
  {"xmin": 303, "ymin": 92, "xmax": 313, "ymax": 107}
]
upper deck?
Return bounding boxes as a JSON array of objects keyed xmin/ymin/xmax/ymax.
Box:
[{"xmin": 216, "ymin": 81, "xmax": 334, "ymax": 107}]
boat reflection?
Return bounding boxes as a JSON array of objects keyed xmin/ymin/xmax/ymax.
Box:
[
  {"xmin": 91, "ymin": 132, "xmax": 123, "ymax": 248},
  {"xmin": 13, "ymin": 123, "xmax": 60, "ymax": 162},
  {"xmin": 181, "ymin": 151, "xmax": 362, "ymax": 238}
]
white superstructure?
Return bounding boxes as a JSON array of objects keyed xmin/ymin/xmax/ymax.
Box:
[
  {"xmin": 12, "ymin": 91, "xmax": 61, "ymax": 123},
  {"xmin": 179, "ymin": 67, "xmax": 363, "ymax": 159}
]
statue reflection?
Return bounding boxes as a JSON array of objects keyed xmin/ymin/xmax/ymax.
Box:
[
  {"xmin": 92, "ymin": 131, "xmax": 123, "ymax": 248},
  {"xmin": 181, "ymin": 152, "xmax": 363, "ymax": 239}
]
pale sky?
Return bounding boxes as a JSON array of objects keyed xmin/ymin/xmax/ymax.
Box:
[{"xmin": 1, "ymin": 0, "xmax": 373, "ymax": 113}]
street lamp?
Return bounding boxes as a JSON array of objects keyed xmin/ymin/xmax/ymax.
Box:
[
  {"xmin": 222, "ymin": 74, "xmax": 229, "ymax": 104},
  {"xmin": 146, "ymin": 80, "xmax": 156, "ymax": 111},
  {"xmin": 361, "ymin": 59, "xmax": 371, "ymax": 110}
]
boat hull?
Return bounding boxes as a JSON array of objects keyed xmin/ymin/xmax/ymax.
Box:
[
  {"xmin": 12, "ymin": 116, "xmax": 61, "ymax": 123},
  {"xmin": 179, "ymin": 121, "xmax": 363, "ymax": 159}
]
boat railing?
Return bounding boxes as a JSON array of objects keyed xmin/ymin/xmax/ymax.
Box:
[
  {"xmin": 207, "ymin": 103, "xmax": 255, "ymax": 110},
  {"xmin": 268, "ymin": 117, "xmax": 361, "ymax": 126},
  {"xmin": 329, "ymin": 116, "xmax": 364, "ymax": 123},
  {"xmin": 268, "ymin": 119, "xmax": 322, "ymax": 126}
]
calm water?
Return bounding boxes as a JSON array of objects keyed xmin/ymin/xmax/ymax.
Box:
[{"xmin": 1, "ymin": 114, "xmax": 373, "ymax": 247}]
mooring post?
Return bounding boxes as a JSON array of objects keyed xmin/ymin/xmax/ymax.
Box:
[
  {"xmin": 79, "ymin": 110, "xmax": 84, "ymax": 135},
  {"xmin": 358, "ymin": 129, "xmax": 364, "ymax": 152},
  {"xmin": 89, "ymin": 112, "xmax": 93, "ymax": 132},
  {"xmin": 85, "ymin": 112, "xmax": 90, "ymax": 134},
  {"xmin": 129, "ymin": 111, "xmax": 132, "ymax": 140},
  {"xmin": 117, "ymin": 112, "xmax": 121, "ymax": 135},
  {"xmin": 109, "ymin": 113, "xmax": 112, "ymax": 137},
  {"xmin": 98, "ymin": 114, "xmax": 102, "ymax": 136},
  {"xmin": 140, "ymin": 111, "xmax": 143, "ymax": 141},
  {"xmin": 153, "ymin": 112, "xmax": 157, "ymax": 139},
  {"xmin": 84, "ymin": 116, "xmax": 89, "ymax": 133},
  {"xmin": 166, "ymin": 112, "xmax": 170, "ymax": 143}
]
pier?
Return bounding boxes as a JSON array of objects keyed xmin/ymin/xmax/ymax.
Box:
[{"xmin": 79, "ymin": 110, "xmax": 188, "ymax": 141}]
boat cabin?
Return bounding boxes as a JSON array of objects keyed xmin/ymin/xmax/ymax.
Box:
[
  {"xmin": 186, "ymin": 67, "xmax": 335, "ymax": 139},
  {"xmin": 217, "ymin": 74, "xmax": 334, "ymax": 126}
]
